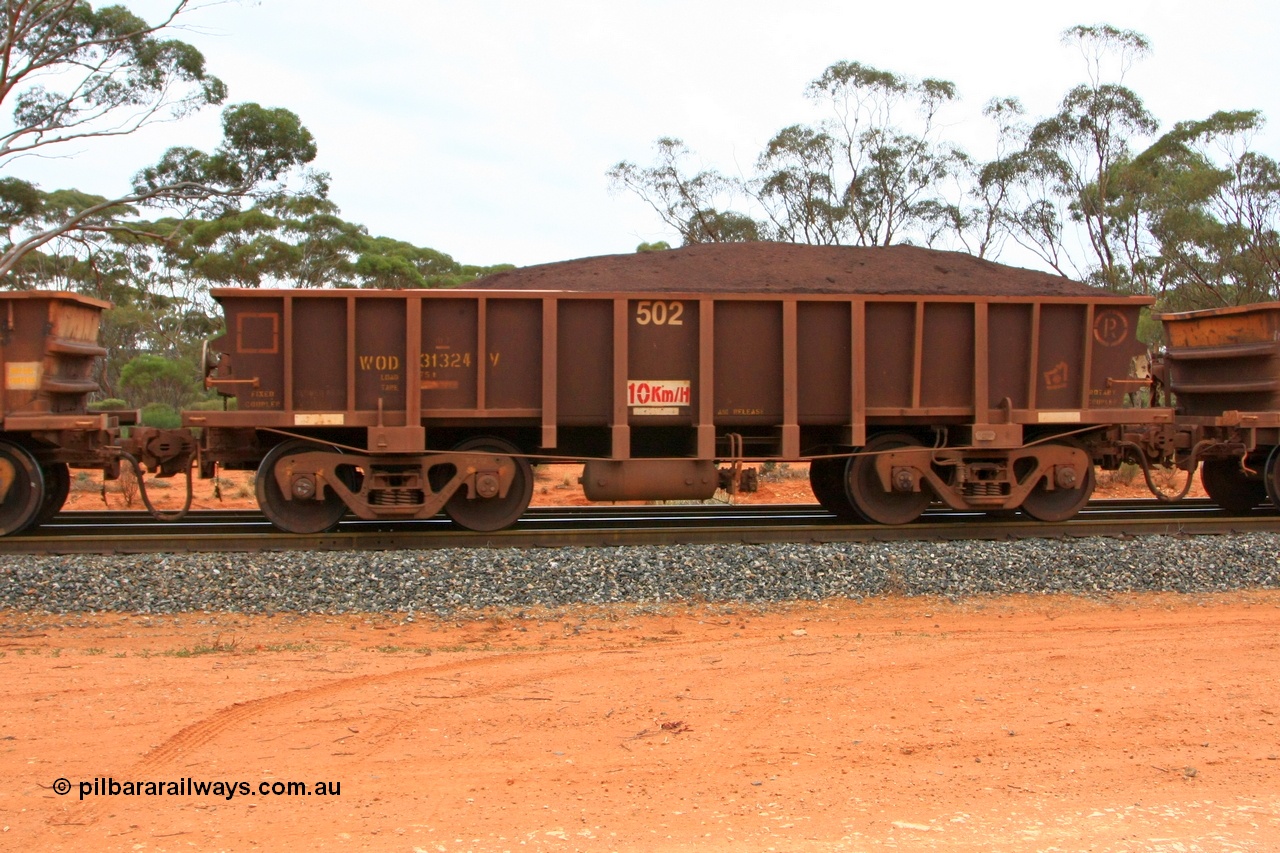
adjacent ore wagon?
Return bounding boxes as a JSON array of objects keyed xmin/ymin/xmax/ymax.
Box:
[
  {"xmin": 0, "ymin": 290, "xmax": 120, "ymax": 534},
  {"xmin": 1155, "ymin": 301, "xmax": 1280, "ymax": 513},
  {"xmin": 0, "ymin": 290, "xmax": 193, "ymax": 535},
  {"xmin": 191, "ymin": 245, "xmax": 1159, "ymax": 532}
]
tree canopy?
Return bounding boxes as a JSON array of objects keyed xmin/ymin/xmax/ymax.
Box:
[
  {"xmin": 0, "ymin": 1, "xmax": 513, "ymax": 406},
  {"xmin": 0, "ymin": 1, "xmax": 318, "ymax": 279},
  {"xmin": 609, "ymin": 24, "xmax": 1280, "ymax": 314}
]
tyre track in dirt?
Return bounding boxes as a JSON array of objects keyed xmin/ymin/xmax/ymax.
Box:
[
  {"xmin": 49, "ymin": 652, "xmax": 590, "ymax": 828},
  {"xmin": 23, "ymin": 595, "xmax": 1280, "ymax": 851},
  {"xmin": 45, "ymin": 629, "xmax": 790, "ymax": 829}
]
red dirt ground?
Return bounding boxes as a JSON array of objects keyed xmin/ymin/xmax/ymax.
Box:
[
  {"xmin": 10, "ymin": 465, "xmax": 1261, "ymax": 853},
  {"xmin": 4, "ymin": 594, "xmax": 1278, "ymax": 851}
]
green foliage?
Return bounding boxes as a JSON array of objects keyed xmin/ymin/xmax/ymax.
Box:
[
  {"xmin": 756, "ymin": 123, "xmax": 844, "ymax": 245},
  {"xmin": 0, "ymin": 178, "xmax": 43, "ymax": 228},
  {"xmin": 1110, "ymin": 110, "xmax": 1280, "ymax": 307},
  {"xmin": 119, "ymin": 353, "xmax": 198, "ymax": 409},
  {"xmin": 986, "ymin": 25, "xmax": 1160, "ymax": 285},
  {"xmin": 139, "ymin": 185, "xmax": 509, "ymax": 290},
  {"xmin": 636, "ymin": 241, "xmax": 672, "ymax": 252},
  {"xmin": 0, "ymin": 2, "xmax": 318, "ymax": 280},
  {"xmin": 613, "ymin": 61, "xmax": 967, "ymax": 249},
  {"xmin": 793, "ymin": 61, "xmax": 965, "ymax": 247},
  {"xmin": 354, "ymin": 236, "xmax": 459, "ymax": 288},
  {"xmin": 185, "ymin": 397, "xmax": 231, "ymax": 411},
  {"xmin": 608, "ymin": 138, "xmax": 762, "ymax": 245},
  {"xmin": 683, "ymin": 210, "xmax": 761, "ymax": 243},
  {"xmin": 4, "ymin": 1, "xmax": 227, "ymax": 158},
  {"xmin": 609, "ymin": 20, "xmax": 1279, "ymax": 314},
  {"xmin": 140, "ymin": 402, "xmax": 181, "ymax": 429}
]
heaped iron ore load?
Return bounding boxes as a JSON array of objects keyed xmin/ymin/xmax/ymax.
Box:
[
  {"xmin": 470, "ymin": 243, "xmax": 1105, "ymax": 296},
  {"xmin": 6, "ymin": 243, "xmax": 1280, "ymax": 536}
]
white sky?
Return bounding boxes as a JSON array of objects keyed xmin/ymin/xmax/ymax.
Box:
[{"xmin": 13, "ymin": 0, "xmax": 1280, "ymax": 271}]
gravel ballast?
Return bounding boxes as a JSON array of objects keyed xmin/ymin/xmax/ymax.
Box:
[{"xmin": 3, "ymin": 535, "xmax": 1279, "ymax": 615}]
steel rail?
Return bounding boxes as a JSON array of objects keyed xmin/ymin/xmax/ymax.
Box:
[{"xmin": 2, "ymin": 500, "xmax": 1279, "ymax": 555}]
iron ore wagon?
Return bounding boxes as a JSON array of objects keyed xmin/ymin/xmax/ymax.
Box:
[
  {"xmin": 0, "ymin": 290, "xmax": 192, "ymax": 534},
  {"xmin": 191, "ymin": 244, "xmax": 1159, "ymax": 533},
  {"xmin": 1155, "ymin": 301, "xmax": 1280, "ymax": 513},
  {"xmin": 0, "ymin": 290, "xmax": 115, "ymax": 534}
]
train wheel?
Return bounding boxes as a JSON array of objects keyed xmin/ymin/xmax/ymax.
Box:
[
  {"xmin": 846, "ymin": 433, "xmax": 932, "ymax": 525},
  {"xmin": 33, "ymin": 463, "xmax": 71, "ymax": 528},
  {"xmin": 1264, "ymin": 447, "xmax": 1280, "ymax": 510},
  {"xmin": 0, "ymin": 441, "xmax": 45, "ymax": 536},
  {"xmin": 1201, "ymin": 458, "xmax": 1266, "ymax": 514},
  {"xmin": 809, "ymin": 456, "xmax": 860, "ymax": 520},
  {"xmin": 255, "ymin": 440, "xmax": 349, "ymax": 534},
  {"xmin": 1020, "ymin": 441, "xmax": 1095, "ymax": 522},
  {"xmin": 444, "ymin": 437, "xmax": 533, "ymax": 532}
]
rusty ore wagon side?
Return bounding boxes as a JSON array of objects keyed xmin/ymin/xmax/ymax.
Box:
[
  {"xmin": 193, "ymin": 287, "xmax": 1156, "ymax": 533},
  {"xmin": 0, "ymin": 290, "xmax": 119, "ymax": 534},
  {"xmin": 1155, "ymin": 301, "xmax": 1280, "ymax": 513},
  {"xmin": 0, "ymin": 291, "xmax": 196, "ymax": 536}
]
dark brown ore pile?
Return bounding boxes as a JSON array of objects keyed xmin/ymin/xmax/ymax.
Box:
[{"xmin": 468, "ymin": 243, "xmax": 1100, "ymax": 296}]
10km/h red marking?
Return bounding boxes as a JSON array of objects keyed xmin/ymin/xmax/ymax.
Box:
[{"xmin": 628, "ymin": 380, "xmax": 691, "ymax": 406}]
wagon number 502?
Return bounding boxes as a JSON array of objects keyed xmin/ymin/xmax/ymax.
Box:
[{"xmin": 634, "ymin": 300, "xmax": 684, "ymax": 326}]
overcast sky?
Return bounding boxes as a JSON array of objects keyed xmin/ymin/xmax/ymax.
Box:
[{"xmin": 16, "ymin": 0, "xmax": 1280, "ymax": 271}]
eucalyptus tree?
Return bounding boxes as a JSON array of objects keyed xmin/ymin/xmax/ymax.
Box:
[
  {"xmin": 0, "ymin": 1, "xmax": 318, "ymax": 284},
  {"xmin": 607, "ymin": 137, "xmax": 760, "ymax": 244},
  {"xmin": 153, "ymin": 175, "xmax": 366, "ymax": 290},
  {"xmin": 754, "ymin": 123, "xmax": 844, "ymax": 244},
  {"xmin": 937, "ymin": 97, "xmax": 1029, "ymax": 261},
  {"xmin": 354, "ymin": 236, "xmax": 464, "ymax": 289},
  {"xmin": 1117, "ymin": 110, "xmax": 1280, "ymax": 307},
  {"xmin": 1009, "ymin": 25, "xmax": 1159, "ymax": 287},
  {"xmin": 797, "ymin": 61, "xmax": 967, "ymax": 247}
]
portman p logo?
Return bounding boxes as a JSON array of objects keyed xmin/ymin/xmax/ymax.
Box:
[{"xmin": 628, "ymin": 379, "xmax": 690, "ymax": 415}]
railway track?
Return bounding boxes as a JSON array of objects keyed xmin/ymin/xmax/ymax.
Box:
[{"xmin": 3, "ymin": 499, "xmax": 1278, "ymax": 555}]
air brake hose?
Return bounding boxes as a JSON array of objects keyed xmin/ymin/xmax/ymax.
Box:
[
  {"xmin": 119, "ymin": 451, "xmax": 194, "ymax": 522},
  {"xmin": 1115, "ymin": 440, "xmax": 1211, "ymax": 502}
]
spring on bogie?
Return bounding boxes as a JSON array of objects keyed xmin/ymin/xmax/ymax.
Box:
[
  {"xmin": 370, "ymin": 489, "xmax": 425, "ymax": 506},
  {"xmin": 965, "ymin": 481, "xmax": 1006, "ymax": 498}
]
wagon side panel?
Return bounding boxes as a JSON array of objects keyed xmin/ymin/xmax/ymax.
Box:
[
  {"xmin": 420, "ymin": 297, "xmax": 479, "ymax": 412},
  {"xmin": 353, "ymin": 297, "xmax": 407, "ymax": 415},
  {"xmin": 987, "ymin": 302, "xmax": 1034, "ymax": 412},
  {"xmin": 711, "ymin": 300, "xmax": 782, "ymax": 426},
  {"xmin": 484, "ymin": 298, "xmax": 542, "ymax": 411},
  {"xmin": 556, "ymin": 298, "xmax": 612, "ymax": 425},
  {"xmin": 863, "ymin": 302, "xmax": 916, "ymax": 412},
  {"xmin": 919, "ymin": 301, "xmax": 975, "ymax": 411},
  {"xmin": 214, "ymin": 294, "xmax": 287, "ymax": 414},
  {"xmin": 292, "ymin": 295, "xmax": 348, "ymax": 412},
  {"xmin": 796, "ymin": 300, "xmax": 851, "ymax": 425}
]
